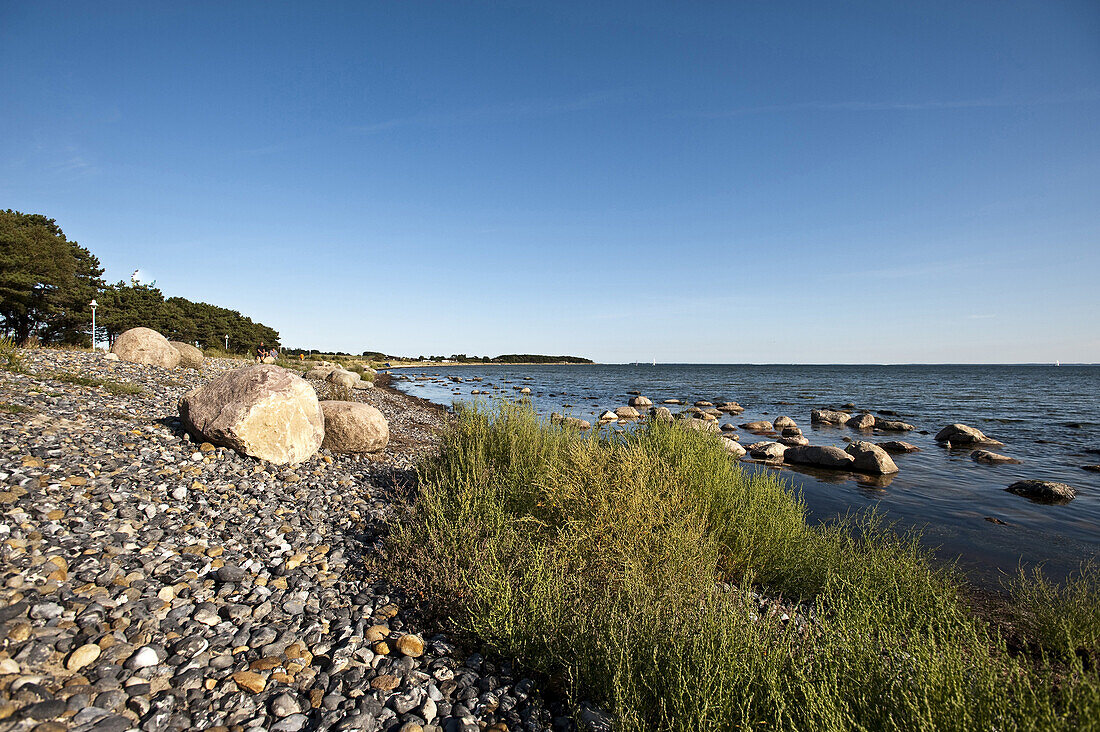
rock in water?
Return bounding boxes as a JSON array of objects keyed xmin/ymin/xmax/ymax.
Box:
[
  {"xmin": 971, "ymin": 449, "xmax": 1021, "ymax": 464},
  {"xmin": 747, "ymin": 441, "xmax": 786, "ymax": 461},
  {"xmin": 650, "ymin": 406, "xmax": 674, "ymax": 423},
  {"xmin": 110, "ymin": 327, "xmax": 181, "ymax": 368},
  {"xmin": 811, "ymin": 409, "xmax": 850, "ymax": 425},
  {"xmin": 722, "ymin": 437, "xmax": 747, "ymax": 458},
  {"xmin": 740, "ymin": 420, "xmax": 774, "ymax": 432},
  {"xmin": 935, "ymin": 423, "xmax": 1004, "ymax": 446},
  {"xmin": 628, "ymin": 396, "xmax": 653, "ymax": 407},
  {"xmin": 615, "ymin": 406, "xmax": 641, "ymax": 419},
  {"xmin": 178, "ymin": 365, "xmax": 325, "ymax": 465},
  {"xmin": 1006, "ymin": 480, "xmax": 1076, "ymax": 504},
  {"xmin": 784, "ymin": 445, "xmax": 856, "ymax": 469},
  {"xmin": 845, "ymin": 441, "xmax": 899, "ymax": 474},
  {"xmin": 319, "ymin": 401, "xmax": 389, "ymax": 454},
  {"xmin": 847, "ymin": 413, "xmax": 875, "ymax": 430},
  {"xmin": 878, "ymin": 440, "xmax": 920, "ymax": 454},
  {"xmin": 773, "ymin": 416, "xmax": 797, "ymax": 429},
  {"xmin": 169, "ymin": 341, "xmax": 204, "ymax": 369}
]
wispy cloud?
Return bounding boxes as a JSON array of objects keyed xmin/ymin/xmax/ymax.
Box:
[
  {"xmin": 689, "ymin": 89, "xmax": 1100, "ymax": 118},
  {"xmin": 349, "ymin": 89, "xmax": 631, "ymax": 135}
]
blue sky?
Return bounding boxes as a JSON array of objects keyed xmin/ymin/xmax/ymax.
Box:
[{"xmin": 2, "ymin": 1, "xmax": 1098, "ymax": 363}]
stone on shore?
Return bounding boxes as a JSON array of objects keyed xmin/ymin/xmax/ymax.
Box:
[
  {"xmin": 169, "ymin": 341, "xmax": 204, "ymax": 369},
  {"xmin": 111, "ymin": 327, "xmax": 181, "ymax": 368},
  {"xmin": 971, "ymin": 449, "xmax": 1021, "ymax": 464},
  {"xmin": 327, "ymin": 369, "xmax": 361, "ymax": 389},
  {"xmin": 599, "ymin": 410, "xmax": 618, "ymax": 422},
  {"xmin": 784, "ymin": 445, "xmax": 856, "ymax": 469},
  {"xmin": 811, "ymin": 409, "xmax": 850, "ymax": 425},
  {"xmin": 678, "ymin": 417, "xmax": 720, "ymax": 433},
  {"xmin": 722, "ymin": 438, "xmax": 747, "ymax": 458},
  {"xmin": 179, "ymin": 365, "xmax": 325, "ymax": 465},
  {"xmin": 1006, "ymin": 480, "xmax": 1076, "ymax": 503},
  {"xmin": 650, "ymin": 406, "xmax": 674, "ymax": 422},
  {"xmin": 320, "ymin": 400, "xmax": 390, "ymax": 453},
  {"xmin": 845, "ymin": 441, "xmax": 899, "ymax": 474},
  {"xmin": 304, "ymin": 365, "xmax": 337, "ymax": 380},
  {"xmin": 935, "ymin": 423, "xmax": 1004, "ymax": 447}
]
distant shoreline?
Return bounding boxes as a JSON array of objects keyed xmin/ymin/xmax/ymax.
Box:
[{"xmin": 386, "ymin": 362, "xmax": 598, "ymax": 368}]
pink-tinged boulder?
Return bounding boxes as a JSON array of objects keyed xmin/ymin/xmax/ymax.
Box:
[
  {"xmin": 320, "ymin": 401, "xmax": 389, "ymax": 454},
  {"xmin": 111, "ymin": 327, "xmax": 180, "ymax": 368},
  {"xmin": 178, "ymin": 365, "xmax": 324, "ymax": 465}
]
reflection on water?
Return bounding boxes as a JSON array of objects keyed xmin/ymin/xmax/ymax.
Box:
[{"xmin": 394, "ymin": 363, "xmax": 1100, "ymax": 588}]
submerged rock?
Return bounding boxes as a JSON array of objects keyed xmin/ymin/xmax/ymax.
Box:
[
  {"xmin": 1006, "ymin": 480, "xmax": 1076, "ymax": 504},
  {"xmin": 971, "ymin": 449, "xmax": 1020, "ymax": 465},
  {"xmin": 878, "ymin": 440, "xmax": 920, "ymax": 454},
  {"xmin": 874, "ymin": 417, "xmax": 915, "ymax": 431}
]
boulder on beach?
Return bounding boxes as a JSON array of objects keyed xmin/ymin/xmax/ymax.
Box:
[
  {"xmin": 305, "ymin": 365, "xmax": 337, "ymax": 380},
  {"xmin": 599, "ymin": 410, "xmax": 618, "ymax": 422},
  {"xmin": 262, "ymin": 355, "xmax": 276, "ymax": 364},
  {"xmin": 178, "ymin": 365, "xmax": 324, "ymax": 465},
  {"xmin": 845, "ymin": 441, "xmax": 899, "ymax": 474},
  {"xmin": 847, "ymin": 413, "xmax": 875, "ymax": 430},
  {"xmin": 811, "ymin": 409, "xmax": 850, "ymax": 425},
  {"xmin": 327, "ymin": 369, "xmax": 361, "ymax": 389},
  {"xmin": 615, "ymin": 406, "xmax": 641, "ymax": 419},
  {"xmin": 628, "ymin": 396, "xmax": 653, "ymax": 407},
  {"xmin": 784, "ymin": 445, "xmax": 856, "ymax": 469},
  {"xmin": 971, "ymin": 449, "xmax": 1020, "ymax": 465},
  {"xmin": 111, "ymin": 327, "xmax": 181, "ymax": 368},
  {"xmin": 1006, "ymin": 480, "xmax": 1076, "ymax": 504},
  {"xmin": 875, "ymin": 417, "xmax": 915, "ymax": 431},
  {"xmin": 320, "ymin": 401, "xmax": 389, "ymax": 454},
  {"xmin": 878, "ymin": 440, "xmax": 920, "ymax": 454},
  {"xmin": 935, "ymin": 423, "xmax": 1003, "ymax": 447},
  {"xmin": 740, "ymin": 420, "xmax": 774, "ymax": 432},
  {"xmin": 747, "ymin": 441, "xmax": 786, "ymax": 461},
  {"xmin": 169, "ymin": 341, "xmax": 204, "ymax": 369}
]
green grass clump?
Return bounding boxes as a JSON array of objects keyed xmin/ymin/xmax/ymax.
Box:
[
  {"xmin": 0, "ymin": 402, "xmax": 34, "ymax": 414},
  {"xmin": 48, "ymin": 371, "xmax": 144, "ymax": 396},
  {"xmin": 1010, "ymin": 562, "xmax": 1100, "ymax": 665},
  {"xmin": 0, "ymin": 338, "xmax": 25, "ymax": 373},
  {"xmin": 391, "ymin": 401, "xmax": 1100, "ymax": 731}
]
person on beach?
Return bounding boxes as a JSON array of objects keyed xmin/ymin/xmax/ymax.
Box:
[{"xmin": 255, "ymin": 342, "xmax": 266, "ymax": 362}]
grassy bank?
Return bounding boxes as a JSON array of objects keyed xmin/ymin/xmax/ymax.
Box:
[{"xmin": 391, "ymin": 402, "xmax": 1100, "ymax": 731}]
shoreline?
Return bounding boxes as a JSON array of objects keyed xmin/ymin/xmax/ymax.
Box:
[{"xmin": 0, "ymin": 347, "xmax": 565, "ymax": 731}]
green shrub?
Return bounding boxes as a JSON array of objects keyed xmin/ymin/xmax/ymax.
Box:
[
  {"xmin": 1010, "ymin": 562, "xmax": 1100, "ymax": 665},
  {"xmin": 391, "ymin": 402, "xmax": 1100, "ymax": 731},
  {"xmin": 0, "ymin": 337, "xmax": 25, "ymax": 373}
]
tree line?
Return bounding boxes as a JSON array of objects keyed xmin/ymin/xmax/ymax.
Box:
[{"xmin": 0, "ymin": 210, "xmax": 280, "ymax": 353}]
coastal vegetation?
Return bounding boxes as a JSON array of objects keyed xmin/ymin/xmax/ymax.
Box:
[
  {"xmin": 0, "ymin": 210, "xmax": 280, "ymax": 353},
  {"xmin": 392, "ymin": 401, "xmax": 1100, "ymax": 730}
]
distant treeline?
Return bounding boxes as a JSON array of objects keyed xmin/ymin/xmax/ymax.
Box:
[
  {"xmin": 281, "ymin": 350, "xmax": 594, "ymax": 365},
  {"xmin": 0, "ymin": 209, "xmax": 279, "ymax": 353}
]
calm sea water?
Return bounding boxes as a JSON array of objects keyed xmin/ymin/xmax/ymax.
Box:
[{"xmin": 393, "ymin": 364, "xmax": 1100, "ymax": 588}]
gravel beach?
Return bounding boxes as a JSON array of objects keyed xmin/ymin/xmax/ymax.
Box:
[{"xmin": 0, "ymin": 348, "xmax": 563, "ymax": 732}]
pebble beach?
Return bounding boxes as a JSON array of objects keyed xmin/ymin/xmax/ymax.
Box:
[{"xmin": 0, "ymin": 348, "xmax": 565, "ymax": 732}]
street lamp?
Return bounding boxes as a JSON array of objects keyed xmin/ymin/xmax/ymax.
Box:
[
  {"xmin": 89, "ymin": 299, "xmax": 98, "ymax": 350},
  {"xmin": 224, "ymin": 334, "xmax": 229, "ymax": 351}
]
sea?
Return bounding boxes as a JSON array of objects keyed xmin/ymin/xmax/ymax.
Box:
[{"xmin": 392, "ymin": 364, "xmax": 1100, "ymax": 589}]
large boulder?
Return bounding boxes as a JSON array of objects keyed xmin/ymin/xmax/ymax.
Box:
[
  {"xmin": 650, "ymin": 406, "xmax": 674, "ymax": 423},
  {"xmin": 784, "ymin": 445, "xmax": 856, "ymax": 469},
  {"xmin": 111, "ymin": 328, "xmax": 180, "ymax": 368},
  {"xmin": 935, "ymin": 424, "xmax": 1003, "ymax": 447},
  {"xmin": 845, "ymin": 441, "xmax": 899, "ymax": 474},
  {"xmin": 1006, "ymin": 480, "xmax": 1076, "ymax": 504},
  {"xmin": 628, "ymin": 396, "xmax": 653, "ymax": 407},
  {"xmin": 304, "ymin": 365, "xmax": 337, "ymax": 380},
  {"xmin": 811, "ymin": 409, "xmax": 850, "ymax": 425},
  {"xmin": 178, "ymin": 365, "xmax": 324, "ymax": 465},
  {"xmin": 320, "ymin": 401, "xmax": 389, "ymax": 454},
  {"xmin": 169, "ymin": 341, "xmax": 204, "ymax": 369}
]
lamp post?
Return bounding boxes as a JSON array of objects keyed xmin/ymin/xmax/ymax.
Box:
[
  {"xmin": 89, "ymin": 299, "xmax": 98, "ymax": 350},
  {"xmin": 224, "ymin": 334, "xmax": 229, "ymax": 351}
]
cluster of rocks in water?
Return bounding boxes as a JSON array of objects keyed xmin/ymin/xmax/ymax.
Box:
[
  {"xmin": 0, "ymin": 347, "xmax": 575, "ymax": 732},
  {"xmin": 547, "ymin": 397, "xmax": 1082, "ymax": 503}
]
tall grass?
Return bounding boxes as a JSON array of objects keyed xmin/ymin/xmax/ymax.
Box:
[
  {"xmin": 391, "ymin": 401, "xmax": 1100, "ymax": 731},
  {"xmin": 0, "ymin": 337, "xmax": 25, "ymax": 373}
]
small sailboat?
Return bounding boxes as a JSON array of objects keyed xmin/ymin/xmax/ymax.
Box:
[{"xmin": 1055, "ymin": 360, "xmax": 1060, "ymax": 367}]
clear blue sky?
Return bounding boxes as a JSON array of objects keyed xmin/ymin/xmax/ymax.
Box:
[{"xmin": 3, "ymin": 1, "xmax": 1098, "ymax": 363}]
